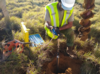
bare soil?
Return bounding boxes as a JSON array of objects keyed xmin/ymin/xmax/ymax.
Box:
[
  {"xmin": 40, "ymin": 38, "xmax": 96, "ymax": 74},
  {"xmin": 42, "ymin": 53, "xmax": 82, "ymax": 74},
  {"xmin": 41, "ymin": 41, "xmax": 84, "ymax": 74}
]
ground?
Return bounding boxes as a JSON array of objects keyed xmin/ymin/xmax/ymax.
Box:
[{"xmin": 42, "ymin": 53, "xmax": 82, "ymax": 74}]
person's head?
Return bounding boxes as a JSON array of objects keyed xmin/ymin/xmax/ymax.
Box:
[{"xmin": 58, "ymin": 0, "xmax": 75, "ymax": 11}]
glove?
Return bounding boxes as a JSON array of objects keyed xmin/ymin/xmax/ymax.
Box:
[{"xmin": 53, "ymin": 27, "xmax": 60, "ymax": 36}]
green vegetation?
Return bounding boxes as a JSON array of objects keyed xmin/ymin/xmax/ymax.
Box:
[{"xmin": 0, "ymin": 0, "xmax": 100, "ymax": 74}]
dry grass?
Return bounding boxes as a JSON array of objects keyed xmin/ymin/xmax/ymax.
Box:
[{"xmin": 0, "ymin": 0, "xmax": 100, "ymax": 74}]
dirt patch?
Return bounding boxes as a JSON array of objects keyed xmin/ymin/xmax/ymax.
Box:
[
  {"xmin": 42, "ymin": 52, "xmax": 82, "ymax": 74},
  {"xmin": 41, "ymin": 40, "xmax": 95, "ymax": 74}
]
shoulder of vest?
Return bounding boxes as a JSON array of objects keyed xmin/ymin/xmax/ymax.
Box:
[{"xmin": 45, "ymin": 2, "xmax": 58, "ymax": 8}]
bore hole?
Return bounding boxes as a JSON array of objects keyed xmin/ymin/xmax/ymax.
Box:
[
  {"xmin": 53, "ymin": 68, "xmax": 66, "ymax": 73},
  {"xmin": 52, "ymin": 63, "xmax": 68, "ymax": 73}
]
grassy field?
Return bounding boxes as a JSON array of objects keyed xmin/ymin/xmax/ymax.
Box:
[{"xmin": 0, "ymin": 0, "xmax": 100, "ymax": 74}]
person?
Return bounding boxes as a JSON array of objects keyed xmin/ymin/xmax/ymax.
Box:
[
  {"xmin": 0, "ymin": 0, "xmax": 13, "ymax": 41},
  {"xmin": 44, "ymin": 0, "xmax": 77, "ymax": 58}
]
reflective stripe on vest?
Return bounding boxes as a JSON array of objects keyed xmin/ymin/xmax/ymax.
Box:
[
  {"xmin": 61, "ymin": 8, "xmax": 74, "ymax": 27},
  {"xmin": 45, "ymin": 2, "xmax": 73, "ymax": 27},
  {"xmin": 46, "ymin": 2, "xmax": 59, "ymax": 27}
]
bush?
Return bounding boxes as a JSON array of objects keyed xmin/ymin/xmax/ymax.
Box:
[
  {"xmin": 0, "ymin": 12, "xmax": 3, "ymax": 20},
  {"xmin": 0, "ymin": 53, "xmax": 28, "ymax": 74},
  {"xmin": 10, "ymin": 16, "xmax": 21, "ymax": 32}
]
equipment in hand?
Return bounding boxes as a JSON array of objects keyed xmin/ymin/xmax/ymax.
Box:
[{"xmin": 50, "ymin": 27, "xmax": 60, "ymax": 36}]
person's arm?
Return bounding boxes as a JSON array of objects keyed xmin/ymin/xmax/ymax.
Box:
[
  {"xmin": 59, "ymin": 12, "xmax": 74, "ymax": 31},
  {"xmin": 59, "ymin": 22, "xmax": 73, "ymax": 31}
]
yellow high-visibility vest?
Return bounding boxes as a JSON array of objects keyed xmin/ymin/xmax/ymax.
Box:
[{"xmin": 45, "ymin": 2, "xmax": 74, "ymax": 39}]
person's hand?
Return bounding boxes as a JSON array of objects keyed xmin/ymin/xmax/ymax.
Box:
[
  {"xmin": 46, "ymin": 24, "xmax": 53, "ymax": 30},
  {"xmin": 49, "ymin": 26, "xmax": 53, "ymax": 30}
]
